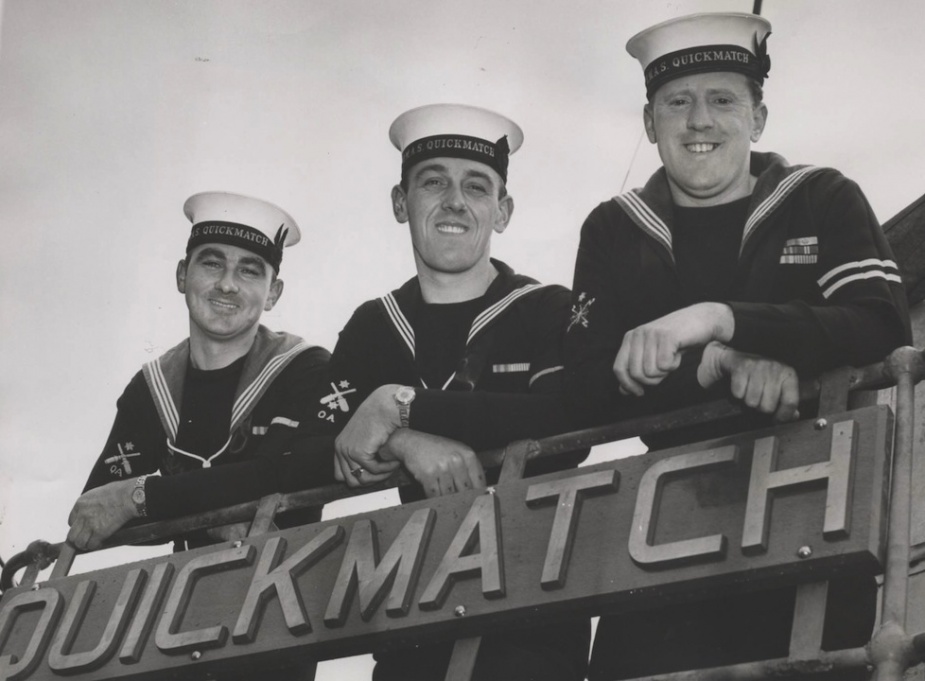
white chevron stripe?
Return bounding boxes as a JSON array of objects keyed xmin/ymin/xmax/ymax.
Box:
[
  {"xmin": 742, "ymin": 166, "xmax": 819, "ymax": 248},
  {"xmin": 822, "ymin": 271, "xmax": 903, "ymax": 299},
  {"xmin": 617, "ymin": 191, "xmax": 672, "ymax": 252},
  {"xmin": 468, "ymin": 284, "xmax": 543, "ymax": 342},
  {"xmin": 381, "ymin": 293, "xmax": 416, "ymax": 356},
  {"xmin": 147, "ymin": 359, "xmax": 179, "ymax": 439},
  {"xmin": 817, "ymin": 258, "xmax": 899, "ymax": 288},
  {"xmin": 528, "ymin": 365, "xmax": 563, "ymax": 388}
]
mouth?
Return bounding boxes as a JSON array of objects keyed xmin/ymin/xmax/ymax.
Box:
[
  {"xmin": 209, "ymin": 299, "xmax": 239, "ymax": 311},
  {"xmin": 685, "ymin": 142, "xmax": 720, "ymax": 154},
  {"xmin": 435, "ymin": 221, "xmax": 469, "ymax": 235}
]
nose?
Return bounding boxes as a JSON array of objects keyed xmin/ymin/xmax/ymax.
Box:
[
  {"xmin": 442, "ymin": 183, "xmax": 466, "ymax": 212},
  {"xmin": 687, "ymin": 98, "xmax": 714, "ymax": 131},
  {"xmin": 215, "ymin": 268, "xmax": 239, "ymax": 293}
]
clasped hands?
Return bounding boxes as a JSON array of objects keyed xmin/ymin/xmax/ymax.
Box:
[
  {"xmin": 614, "ymin": 302, "xmax": 800, "ymax": 422},
  {"xmin": 334, "ymin": 385, "xmax": 486, "ymax": 498}
]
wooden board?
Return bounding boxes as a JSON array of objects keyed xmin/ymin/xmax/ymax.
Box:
[{"xmin": 0, "ymin": 406, "xmax": 892, "ymax": 681}]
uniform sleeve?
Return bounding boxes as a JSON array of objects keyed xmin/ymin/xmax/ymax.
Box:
[
  {"xmin": 145, "ymin": 437, "xmax": 336, "ymax": 521},
  {"xmin": 564, "ymin": 207, "xmax": 707, "ymax": 428},
  {"xmin": 308, "ymin": 303, "xmax": 384, "ymax": 435},
  {"xmin": 82, "ymin": 372, "xmax": 162, "ymax": 492},
  {"xmin": 409, "ymin": 286, "xmax": 580, "ymax": 453},
  {"xmin": 728, "ymin": 177, "xmax": 911, "ymax": 374}
]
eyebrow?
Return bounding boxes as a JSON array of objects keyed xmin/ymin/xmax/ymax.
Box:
[
  {"xmin": 193, "ymin": 247, "xmax": 227, "ymax": 261},
  {"xmin": 238, "ymin": 256, "xmax": 268, "ymax": 273}
]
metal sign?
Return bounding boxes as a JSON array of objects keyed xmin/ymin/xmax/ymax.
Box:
[{"xmin": 0, "ymin": 406, "xmax": 892, "ymax": 681}]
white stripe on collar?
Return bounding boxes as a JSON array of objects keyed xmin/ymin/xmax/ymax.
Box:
[
  {"xmin": 230, "ymin": 341, "xmax": 309, "ymax": 429},
  {"xmin": 147, "ymin": 359, "xmax": 180, "ymax": 440},
  {"xmin": 381, "ymin": 292, "xmax": 416, "ymax": 356},
  {"xmin": 467, "ymin": 283, "xmax": 543, "ymax": 343},
  {"xmin": 741, "ymin": 166, "xmax": 821, "ymax": 252},
  {"xmin": 615, "ymin": 190, "xmax": 673, "ymax": 255}
]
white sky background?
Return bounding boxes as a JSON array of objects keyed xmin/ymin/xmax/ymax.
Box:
[{"xmin": 1, "ymin": 0, "xmax": 924, "ymax": 677}]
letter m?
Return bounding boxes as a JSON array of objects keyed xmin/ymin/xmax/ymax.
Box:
[{"xmin": 324, "ymin": 509, "xmax": 435, "ymax": 626}]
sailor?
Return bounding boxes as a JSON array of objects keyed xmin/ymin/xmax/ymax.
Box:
[
  {"xmin": 328, "ymin": 104, "xmax": 590, "ymax": 681},
  {"xmin": 68, "ymin": 192, "xmax": 334, "ymax": 552},
  {"xmin": 563, "ymin": 12, "xmax": 911, "ymax": 679}
]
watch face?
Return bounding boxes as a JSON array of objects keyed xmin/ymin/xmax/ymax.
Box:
[
  {"xmin": 396, "ymin": 386, "xmax": 416, "ymax": 404},
  {"xmin": 132, "ymin": 487, "xmax": 146, "ymax": 504}
]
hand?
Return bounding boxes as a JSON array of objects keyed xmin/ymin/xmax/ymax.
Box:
[
  {"xmin": 67, "ymin": 479, "xmax": 138, "ymax": 551},
  {"xmin": 382, "ymin": 429, "xmax": 486, "ymax": 498},
  {"xmin": 614, "ymin": 303, "xmax": 734, "ymax": 396},
  {"xmin": 334, "ymin": 385, "xmax": 404, "ymax": 487},
  {"xmin": 698, "ymin": 341, "xmax": 800, "ymax": 422}
]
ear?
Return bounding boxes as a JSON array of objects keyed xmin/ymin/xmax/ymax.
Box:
[
  {"xmin": 750, "ymin": 103, "xmax": 768, "ymax": 143},
  {"xmin": 494, "ymin": 194, "xmax": 514, "ymax": 234},
  {"xmin": 176, "ymin": 259, "xmax": 188, "ymax": 293},
  {"xmin": 643, "ymin": 104, "xmax": 657, "ymax": 143},
  {"xmin": 264, "ymin": 278, "xmax": 284, "ymax": 311},
  {"xmin": 391, "ymin": 185, "xmax": 409, "ymax": 223}
]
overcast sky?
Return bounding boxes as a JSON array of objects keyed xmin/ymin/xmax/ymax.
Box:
[{"xmin": 2, "ymin": 1, "xmax": 924, "ymax": 676}]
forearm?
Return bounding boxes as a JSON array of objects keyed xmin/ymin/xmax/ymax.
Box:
[{"xmin": 146, "ymin": 437, "xmax": 336, "ymax": 520}]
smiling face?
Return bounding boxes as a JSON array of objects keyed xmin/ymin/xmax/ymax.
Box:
[
  {"xmin": 644, "ymin": 71, "xmax": 767, "ymax": 207},
  {"xmin": 177, "ymin": 243, "xmax": 283, "ymax": 347},
  {"xmin": 392, "ymin": 157, "xmax": 514, "ymax": 279}
]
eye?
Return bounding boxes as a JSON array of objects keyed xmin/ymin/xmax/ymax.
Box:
[
  {"xmin": 422, "ymin": 176, "xmax": 445, "ymax": 189},
  {"xmin": 202, "ymin": 259, "xmax": 221, "ymax": 269},
  {"xmin": 465, "ymin": 182, "xmax": 488, "ymax": 195},
  {"xmin": 240, "ymin": 266, "xmax": 262, "ymax": 278}
]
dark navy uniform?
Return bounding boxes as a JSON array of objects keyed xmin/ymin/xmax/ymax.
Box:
[
  {"xmin": 82, "ymin": 325, "xmax": 334, "ymax": 548},
  {"xmin": 566, "ymin": 153, "xmax": 910, "ymax": 679},
  {"xmin": 326, "ymin": 259, "xmax": 590, "ymax": 681}
]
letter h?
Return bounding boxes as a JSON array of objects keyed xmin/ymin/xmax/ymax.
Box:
[{"xmin": 742, "ymin": 421, "xmax": 856, "ymax": 553}]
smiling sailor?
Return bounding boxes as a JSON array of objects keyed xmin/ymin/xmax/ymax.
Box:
[
  {"xmin": 68, "ymin": 192, "xmax": 333, "ymax": 554},
  {"xmin": 326, "ymin": 103, "xmax": 590, "ymax": 681},
  {"xmin": 561, "ymin": 12, "xmax": 911, "ymax": 681}
]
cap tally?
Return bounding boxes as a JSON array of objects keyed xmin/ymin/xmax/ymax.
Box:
[
  {"xmin": 183, "ymin": 192, "xmax": 300, "ymax": 273},
  {"xmin": 627, "ymin": 12, "xmax": 771, "ymax": 98},
  {"xmin": 389, "ymin": 104, "xmax": 524, "ymax": 184}
]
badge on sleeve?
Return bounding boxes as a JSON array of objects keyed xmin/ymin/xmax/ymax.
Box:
[
  {"xmin": 568, "ymin": 292, "xmax": 595, "ymax": 332},
  {"xmin": 317, "ymin": 380, "xmax": 357, "ymax": 423},
  {"xmin": 104, "ymin": 442, "xmax": 141, "ymax": 477}
]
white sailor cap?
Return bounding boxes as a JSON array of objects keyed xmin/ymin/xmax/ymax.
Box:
[
  {"xmin": 627, "ymin": 12, "xmax": 772, "ymax": 98},
  {"xmin": 183, "ymin": 191, "xmax": 300, "ymax": 272},
  {"xmin": 389, "ymin": 103, "xmax": 524, "ymax": 183}
]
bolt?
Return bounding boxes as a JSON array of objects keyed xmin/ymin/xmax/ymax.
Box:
[
  {"xmin": 797, "ymin": 545, "xmax": 813, "ymax": 559},
  {"xmin": 813, "ymin": 418, "xmax": 828, "ymax": 431},
  {"xmin": 30, "ymin": 583, "xmax": 40, "ymax": 591},
  {"xmin": 191, "ymin": 651, "xmax": 202, "ymax": 661},
  {"xmin": 454, "ymin": 605, "xmax": 467, "ymax": 617},
  {"xmin": 486, "ymin": 487, "xmax": 496, "ymax": 496},
  {"xmin": 232, "ymin": 540, "xmax": 243, "ymax": 548}
]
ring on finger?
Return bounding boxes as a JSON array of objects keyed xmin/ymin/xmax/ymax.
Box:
[{"xmin": 349, "ymin": 466, "xmax": 365, "ymax": 477}]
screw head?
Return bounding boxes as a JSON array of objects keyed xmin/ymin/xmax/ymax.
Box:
[
  {"xmin": 797, "ymin": 545, "xmax": 813, "ymax": 559},
  {"xmin": 486, "ymin": 487, "xmax": 496, "ymax": 496},
  {"xmin": 454, "ymin": 605, "xmax": 467, "ymax": 617},
  {"xmin": 814, "ymin": 418, "xmax": 828, "ymax": 431},
  {"xmin": 191, "ymin": 651, "xmax": 202, "ymax": 661},
  {"xmin": 232, "ymin": 540, "xmax": 243, "ymax": 548},
  {"xmin": 30, "ymin": 583, "xmax": 41, "ymax": 591}
]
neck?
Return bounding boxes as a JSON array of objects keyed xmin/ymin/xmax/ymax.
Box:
[
  {"xmin": 669, "ymin": 173, "xmax": 757, "ymax": 208},
  {"xmin": 188, "ymin": 326, "xmax": 258, "ymax": 370},
  {"xmin": 416, "ymin": 259, "xmax": 498, "ymax": 304}
]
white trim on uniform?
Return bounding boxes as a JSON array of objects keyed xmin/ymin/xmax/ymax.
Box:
[
  {"xmin": 380, "ymin": 293, "xmax": 416, "ymax": 356},
  {"xmin": 146, "ymin": 359, "xmax": 180, "ymax": 440},
  {"xmin": 615, "ymin": 191, "xmax": 672, "ymax": 254}
]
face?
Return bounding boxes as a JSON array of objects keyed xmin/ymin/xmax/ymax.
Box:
[
  {"xmin": 644, "ymin": 71, "xmax": 767, "ymax": 207},
  {"xmin": 392, "ymin": 157, "xmax": 514, "ymax": 277},
  {"xmin": 176, "ymin": 243, "xmax": 283, "ymax": 344}
]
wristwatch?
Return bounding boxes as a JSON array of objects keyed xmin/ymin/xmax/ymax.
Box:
[
  {"xmin": 393, "ymin": 386, "xmax": 416, "ymax": 428},
  {"xmin": 131, "ymin": 475, "xmax": 148, "ymax": 518}
]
